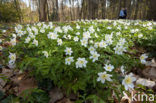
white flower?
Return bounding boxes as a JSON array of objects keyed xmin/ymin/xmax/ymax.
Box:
[
  {"xmin": 10, "ymin": 38, "xmax": 16, "ymax": 46},
  {"xmin": 67, "ymin": 25, "xmax": 73, "ymax": 31},
  {"xmin": 95, "ymin": 33, "xmax": 98, "ymax": 38},
  {"xmin": 118, "ymin": 38, "xmax": 126, "ymax": 46},
  {"xmin": 67, "ymin": 35, "xmax": 71, "ymax": 39},
  {"xmin": 40, "ymin": 28, "xmax": 45, "ymax": 33},
  {"xmin": 105, "ymin": 34, "xmax": 113, "ymax": 45},
  {"xmin": 64, "ymin": 47, "xmax": 73, "ymax": 56},
  {"xmin": 17, "ymin": 30, "xmax": 24, "ymax": 37},
  {"xmin": 0, "ymin": 46, "xmax": 3, "ymax": 51},
  {"xmin": 76, "ymin": 57, "xmax": 88, "ymax": 68},
  {"xmin": 120, "ymin": 65, "xmax": 125, "ymax": 75},
  {"xmin": 122, "ymin": 74, "xmax": 136, "ymax": 90},
  {"xmin": 17, "ymin": 24, "xmax": 22, "ymax": 30},
  {"xmin": 83, "ymin": 31, "xmax": 91, "ymax": 39},
  {"xmin": 99, "ymin": 40, "xmax": 107, "ymax": 48},
  {"xmin": 89, "ymin": 26, "xmax": 95, "ymax": 33},
  {"xmin": 138, "ymin": 34, "xmax": 143, "ymax": 38},
  {"xmin": 89, "ymin": 40, "xmax": 94, "ymax": 44},
  {"xmin": 88, "ymin": 46, "xmax": 95, "ymax": 54},
  {"xmin": 57, "ymin": 39, "xmax": 63, "ymax": 46},
  {"xmin": 147, "ymin": 22, "xmax": 152, "ymax": 26},
  {"xmin": 2, "ymin": 30, "xmax": 6, "ymax": 33},
  {"xmin": 32, "ymin": 27, "xmax": 38, "ymax": 35},
  {"xmin": 63, "ymin": 35, "xmax": 67, "ymax": 39},
  {"xmin": 32, "ymin": 39, "xmax": 38, "ymax": 46},
  {"xmin": 49, "ymin": 22, "xmax": 53, "ymax": 29},
  {"xmin": 134, "ymin": 22, "xmax": 139, "ymax": 25},
  {"xmin": 114, "ymin": 45, "xmax": 126, "ymax": 55},
  {"xmin": 97, "ymin": 72, "xmax": 112, "ymax": 84},
  {"xmin": 9, "ymin": 60, "xmax": 15, "ymax": 65},
  {"xmin": 135, "ymin": 29, "xmax": 139, "ymax": 32},
  {"xmin": 131, "ymin": 29, "xmax": 135, "ymax": 33},
  {"xmin": 107, "ymin": 26, "xmax": 112, "ymax": 29},
  {"xmin": 42, "ymin": 51, "xmax": 48, "ymax": 58},
  {"xmin": 65, "ymin": 57, "xmax": 74, "ymax": 65},
  {"xmin": 125, "ymin": 26, "xmax": 128, "ymax": 29},
  {"xmin": 47, "ymin": 32, "xmax": 58, "ymax": 40},
  {"xmin": 73, "ymin": 36, "xmax": 79, "ymax": 42},
  {"xmin": 62, "ymin": 26, "xmax": 68, "ymax": 33},
  {"xmin": 94, "ymin": 42, "xmax": 100, "ymax": 48},
  {"xmin": 116, "ymin": 32, "xmax": 121, "ymax": 36},
  {"xmin": 49, "ymin": 22, "xmax": 53, "ymax": 26},
  {"xmin": 37, "ymin": 22, "xmax": 42, "ymax": 27},
  {"xmin": 148, "ymin": 26, "xmax": 152, "ymax": 30},
  {"xmin": 54, "ymin": 27, "xmax": 62, "ymax": 33},
  {"xmin": 76, "ymin": 32, "xmax": 80, "ymax": 35},
  {"xmin": 29, "ymin": 32, "xmax": 35, "ymax": 38},
  {"xmin": 113, "ymin": 22, "xmax": 117, "ymax": 26},
  {"xmin": 97, "ymin": 28, "xmax": 100, "ymax": 32},
  {"xmin": 8, "ymin": 61, "xmax": 16, "ymax": 69},
  {"xmin": 0, "ymin": 39, "xmax": 2, "ymax": 43},
  {"xmin": 43, "ymin": 24, "xmax": 48, "ymax": 29},
  {"xmin": 140, "ymin": 54, "xmax": 148, "ymax": 64},
  {"xmin": 27, "ymin": 27, "xmax": 32, "ymax": 32},
  {"xmin": 143, "ymin": 24, "xmax": 146, "ymax": 27},
  {"xmin": 104, "ymin": 64, "xmax": 114, "ymax": 72},
  {"xmin": 12, "ymin": 34, "xmax": 17, "ymax": 38},
  {"xmin": 9, "ymin": 53, "xmax": 16, "ymax": 62},
  {"xmin": 90, "ymin": 51, "xmax": 100, "ymax": 62},
  {"xmin": 25, "ymin": 37, "xmax": 31, "ymax": 43},
  {"xmin": 76, "ymin": 25, "xmax": 80, "ymax": 29},
  {"xmin": 81, "ymin": 38, "xmax": 88, "ymax": 47}
]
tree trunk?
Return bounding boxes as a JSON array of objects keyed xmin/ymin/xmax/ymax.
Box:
[
  {"xmin": 101, "ymin": 0, "xmax": 106, "ymax": 19},
  {"xmin": 14, "ymin": 0, "xmax": 23, "ymax": 22},
  {"xmin": 55, "ymin": 0, "xmax": 59, "ymax": 21},
  {"xmin": 38, "ymin": 0, "xmax": 48, "ymax": 21},
  {"xmin": 134, "ymin": 0, "xmax": 139, "ymax": 19}
]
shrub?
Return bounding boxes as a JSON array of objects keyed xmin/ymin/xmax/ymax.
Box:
[{"xmin": 0, "ymin": 1, "xmax": 20, "ymax": 22}]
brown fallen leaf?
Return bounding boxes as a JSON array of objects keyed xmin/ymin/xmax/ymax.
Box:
[
  {"xmin": 10, "ymin": 72, "xmax": 37, "ymax": 96},
  {"xmin": 17, "ymin": 77, "xmax": 37, "ymax": 96},
  {"xmin": 136, "ymin": 78, "xmax": 155, "ymax": 88},
  {"xmin": 151, "ymin": 59, "xmax": 156, "ymax": 67},
  {"xmin": 49, "ymin": 87, "xmax": 64, "ymax": 103},
  {"xmin": 1, "ymin": 68, "xmax": 13, "ymax": 78},
  {"xmin": 142, "ymin": 67, "xmax": 156, "ymax": 81},
  {"xmin": 57, "ymin": 98, "xmax": 74, "ymax": 103}
]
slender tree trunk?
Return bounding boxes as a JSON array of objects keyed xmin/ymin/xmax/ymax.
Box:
[
  {"xmin": 101, "ymin": 0, "xmax": 106, "ymax": 19},
  {"xmin": 134, "ymin": 0, "xmax": 139, "ymax": 19},
  {"xmin": 14, "ymin": 0, "xmax": 23, "ymax": 22},
  {"xmin": 38, "ymin": 0, "xmax": 48, "ymax": 21},
  {"xmin": 55, "ymin": 0, "xmax": 59, "ymax": 21}
]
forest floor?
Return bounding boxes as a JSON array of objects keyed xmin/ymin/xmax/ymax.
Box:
[{"xmin": 0, "ymin": 21, "xmax": 156, "ymax": 103}]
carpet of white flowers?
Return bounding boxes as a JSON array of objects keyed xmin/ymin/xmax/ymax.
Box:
[{"xmin": 1, "ymin": 19, "xmax": 156, "ymax": 102}]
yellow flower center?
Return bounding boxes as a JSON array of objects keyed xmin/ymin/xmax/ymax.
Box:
[
  {"xmin": 107, "ymin": 66, "xmax": 111, "ymax": 70},
  {"xmin": 80, "ymin": 60, "xmax": 84, "ymax": 64},
  {"xmin": 125, "ymin": 77, "xmax": 132, "ymax": 84},
  {"xmin": 11, "ymin": 56, "xmax": 15, "ymax": 60},
  {"xmin": 67, "ymin": 59, "xmax": 70, "ymax": 62},
  {"xmin": 101, "ymin": 74, "xmax": 107, "ymax": 79},
  {"xmin": 93, "ymin": 54, "xmax": 97, "ymax": 58},
  {"xmin": 103, "ymin": 42, "xmax": 106, "ymax": 45},
  {"xmin": 91, "ymin": 48, "xmax": 94, "ymax": 51},
  {"xmin": 141, "ymin": 56, "xmax": 145, "ymax": 60},
  {"xmin": 83, "ymin": 41, "xmax": 86, "ymax": 44},
  {"xmin": 67, "ymin": 50, "xmax": 70, "ymax": 53}
]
